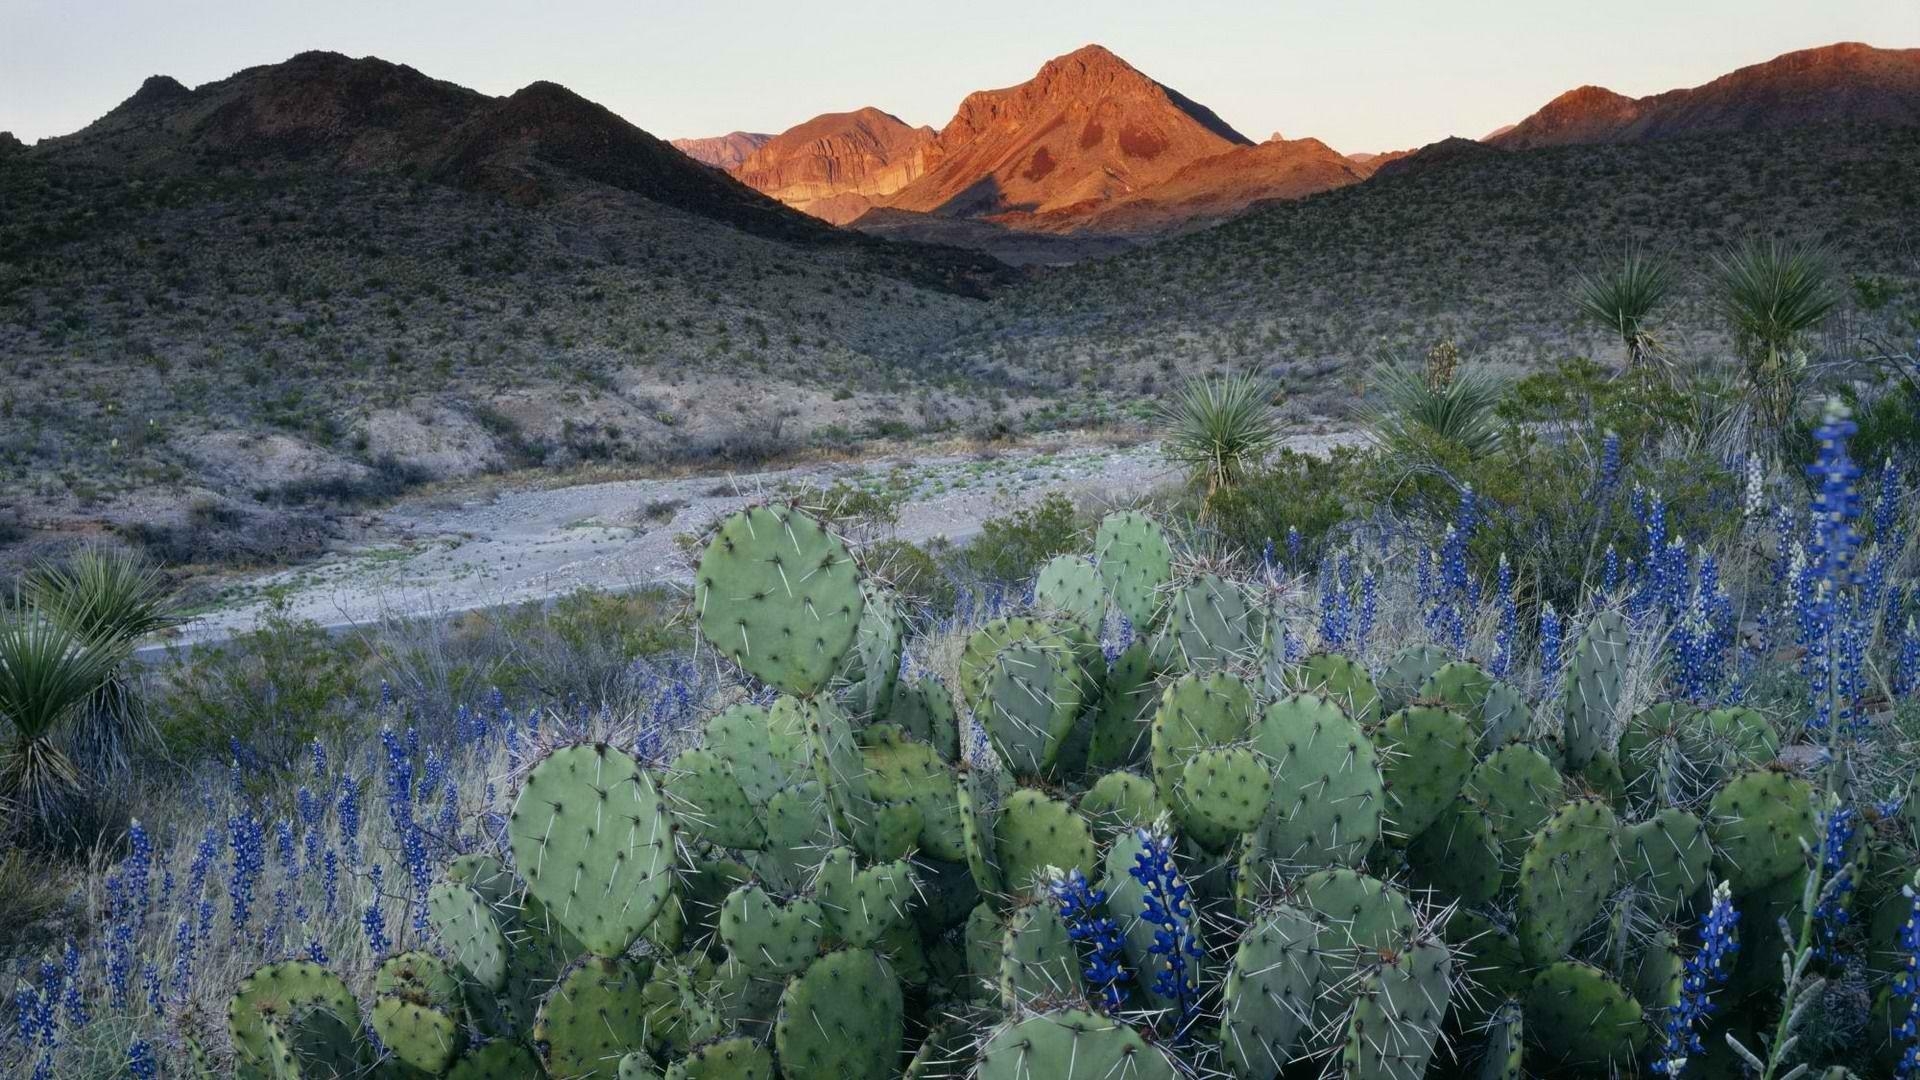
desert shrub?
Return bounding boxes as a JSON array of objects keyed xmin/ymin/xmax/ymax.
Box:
[
  {"xmin": 806, "ymin": 481, "xmax": 904, "ymax": 539},
  {"xmin": 961, "ymin": 492, "xmax": 1083, "ymax": 584},
  {"xmin": 259, "ymin": 455, "xmax": 430, "ymax": 508},
  {"xmin": 155, "ymin": 609, "xmax": 371, "ymax": 762},
  {"xmin": 864, "ymin": 538, "xmax": 957, "ymax": 616},
  {"xmin": 1498, "ymin": 359, "xmax": 1701, "ymax": 449},
  {"xmin": 1715, "ymin": 238, "xmax": 1838, "ymax": 436},
  {"xmin": 1362, "ymin": 356, "xmax": 1505, "ymax": 461},
  {"xmin": 121, "ymin": 506, "xmax": 335, "ymax": 569},
  {"xmin": 1203, "ymin": 447, "xmax": 1369, "ymax": 566},
  {"xmin": 1157, "ymin": 372, "xmax": 1281, "ymax": 497}
]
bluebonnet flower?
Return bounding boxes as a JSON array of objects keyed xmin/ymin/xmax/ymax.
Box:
[
  {"xmin": 363, "ymin": 864, "xmax": 392, "ymax": 957},
  {"xmin": 1653, "ymin": 881, "xmax": 1738, "ymax": 1075},
  {"xmin": 1813, "ymin": 807, "xmax": 1857, "ymax": 962},
  {"xmin": 1047, "ymin": 868, "xmax": 1130, "ymax": 1013},
  {"xmin": 60, "ymin": 940, "xmax": 87, "ymax": 1026},
  {"xmin": 128, "ymin": 1039, "xmax": 157, "ymax": 1080},
  {"xmin": 1286, "ymin": 525, "xmax": 1301, "ymax": 566},
  {"xmin": 1538, "ymin": 603, "xmax": 1563, "ymax": 692},
  {"xmin": 404, "ymin": 822, "xmax": 432, "ymax": 934},
  {"xmin": 1874, "ymin": 456, "xmax": 1902, "ymax": 543},
  {"xmin": 169, "ymin": 915, "xmax": 196, "ymax": 1000},
  {"xmin": 1129, "ymin": 825, "xmax": 1204, "ymax": 1041},
  {"xmin": 380, "ymin": 728, "xmax": 415, "ymax": 829},
  {"xmin": 107, "ymin": 914, "xmax": 134, "ymax": 1009},
  {"xmin": 1355, "ymin": 571, "xmax": 1378, "ymax": 657},
  {"xmin": 1491, "ymin": 554, "xmax": 1516, "ymax": 679},
  {"xmin": 1597, "ymin": 430, "xmax": 1621, "ymax": 492},
  {"xmin": 1808, "ymin": 404, "xmax": 1864, "ymax": 592},
  {"xmin": 337, "ymin": 775, "xmax": 362, "ymax": 865},
  {"xmin": 1894, "ymin": 880, "xmax": 1920, "ymax": 1077},
  {"xmin": 1773, "ymin": 505, "xmax": 1796, "ymax": 593},
  {"xmin": 1897, "ymin": 617, "xmax": 1920, "ymax": 699},
  {"xmin": 309, "ymin": 738, "xmax": 328, "ymax": 782},
  {"xmin": 141, "ymin": 961, "xmax": 162, "ymax": 1015},
  {"xmin": 322, "ymin": 847, "xmax": 340, "ymax": 917},
  {"xmin": 228, "ymin": 813, "xmax": 265, "ymax": 931},
  {"xmin": 306, "ymin": 938, "xmax": 330, "ymax": 965},
  {"xmin": 1261, "ymin": 537, "xmax": 1276, "ymax": 575}
]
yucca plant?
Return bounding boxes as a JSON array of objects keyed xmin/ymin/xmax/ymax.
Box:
[
  {"xmin": 1714, "ymin": 239, "xmax": 1837, "ymax": 435},
  {"xmin": 1573, "ymin": 249, "xmax": 1675, "ymax": 373},
  {"xmin": 1157, "ymin": 372, "xmax": 1282, "ymax": 501},
  {"xmin": 0, "ymin": 614, "xmax": 125, "ymax": 828},
  {"xmin": 25, "ymin": 546, "xmax": 178, "ymax": 774},
  {"xmin": 1362, "ymin": 356, "xmax": 1507, "ymax": 460}
]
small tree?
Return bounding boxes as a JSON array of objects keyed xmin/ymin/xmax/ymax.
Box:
[{"xmin": 1573, "ymin": 249, "xmax": 1675, "ymax": 374}]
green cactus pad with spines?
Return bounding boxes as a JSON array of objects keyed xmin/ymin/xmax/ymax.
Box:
[
  {"xmin": 1522, "ymin": 961, "xmax": 1648, "ymax": 1071},
  {"xmin": 664, "ymin": 1037, "xmax": 774, "ymax": 1080},
  {"xmin": 1299, "ymin": 868, "xmax": 1413, "ymax": 1035},
  {"xmin": 754, "ymin": 779, "xmax": 833, "ymax": 894},
  {"xmin": 1289, "ymin": 652, "xmax": 1382, "ymax": 725},
  {"xmin": 957, "ymin": 617, "xmax": 1054, "ymax": 707},
  {"xmin": 703, "ymin": 703, "xmax": 791, "ymax": 804},
  {"xmin": 962, "ymin": 619, "xmax": 1086, "ymax": 777},
  {"xmin": 694, "ymin": 504, "xmax": 863, "ymax": 696},
  {"xmin": 1419, "ymin": 660, "xmax": 1492, "ymax": 716},
  {"xmin": 1479, "ymin": 680, "xmax": 1533, "ymax": 753},
  {"xmin": 1093, "ymin": 510, "xmax": 1174, "ymax": 627},
  {"xmin": 1708, "ymin": 767, "xmax": 1816, "ymax": 894},
  {"xmin": 1577, "ymin": 749, "xmax": 1626, "ymax": 806},
  {"xmin": 1560, "ymin": 609, "xmax": 1629, "ymax": 770},
  {"xmin": 375, "ymin": 949, "xmax": 461, "ymax": 1003},
  {"xmin": 955, "ymin": 767, "xmax": 1002, "ymax": 896},
  {"xmin": 372, "ymin": 993, "xmax": 465, "ymax": 1075},
  {"xmin": 1630, "ymin": 930, "xmax": 1685, "ymax": 1014},
  {"xmin": 1478, "ymin": 1001, "xmax": 1524, "ymax": 1080},
  {"xmin": 1078, "ymin": 770, "xmax": 1164, "ymax": 833},
  {"xmin": 1377, "ymin": 704, "xmax": 1476, "ymax": 842},
  {"xmin": 709, "ymin": 955, "xmax": 783, "ymax": 1041},
  {"xmin": 789, "ymin": 695, "xmax": 878, "ymax": 849},
  {"xmin": 859, "ymin": 724, "xmax": 966, "ymax": 862},
  {"xmin": 993, "ymin": 788, "xmax": 1096, "ymax": 892},
  {"xmin": 887, "ymin": 677, "xmax": 959, "ymax": 761},
  {"xmin": 1621, "ymin": 808, "xmax": 1712, "ymax": 916},
  {"xmin": 666, "ymin": 747, "xmax": 766, "ymax": 851},
  {"xmin": 718, "ymin": 883, "xmax": 823, "ymax": 976},
  {"xmin": 1516, "ymin": 797, "xmax": 1617, "ymax": 964},
  {"xmin": 1341, "ymin": 938, "xmax": 1453, "ymax": 1080},
  {"xmin": 1163, "ymin": 572, "xmax": 1265, "ymax": 668},
  {"xmin": 638, "ymin": 958, "xmax": 723, "ymax": 1061},
  {"xmin": 1222, "ymin": 903, "xmax": 1325, "ymax": 1080},
  {"xmin": 998, "ymin": 899, "xmax": 1085, "ymax": 1008},
  {"xmin": 1617, "ymin": 702, "xmax": 1692, "ymax": 805},
  {"xmin": 1087, "ymin": 641, "xmax": 1160, "ymax": 769},
  {"xmin": 1466, "ymin": 743, "xmax": 1565, "ymax": 868},
  {"xmin": 1034, "ymin": 554, "xmax": 1109, "ymax": 635},
  {"xmin": 227, "ymin": 961, "xmax": 363, "ymax": 1079},
  {"xmin": 1380, "ymin": 643, "xmax": 1450, "ymax": 711},
  {"xmin": 1179, "ymin": 745, "xmax": 1273, "ymax": 834},
  {"xmin": 534, "ymin": 956, "xmax": 652, "ymax": 1079},
  {"xmin": 448, "ymin": 1040, "xmax": 543, "ymax": 1080},
  {"xmin": 1151, "ymin": 671, "xmax": 1257, "ymax": 849},
  {"xmin": 429, "ymin": 883, "xmax": 509, "ymax": 992},
  {"xmin": 1443, "ymin": 910, "xmax": 1528, "ymax": 1028},
  {"xmin": 815, "ymin": 846, "xmax": 916, "ymax": 947},
  {"xmin": 976, "ymin": 1009, "xmax": 1180, "ymax": 1080},
  {"xmin": 1700, "ymin": 706, "xmax": 1780, "ymax": 777},
  {"xmin": 965, "ymin": 901, "xmax": 1004, "ymax": 994},
  {"xmin": 1407, "ymin": 795, "xmax": 1503, "ymax": 904},
  {"xmin": 837, "ymin": 582, "xmax": 905, "ymax": 719},
  {"xmin": 774, "ymin": 948, "xmax": 903, "ymax": 1080},
  {"xmin": 508, "ymin": 743, "xmax": 676, "ymax": 958},
  {"xmin": 1251, "ymin": 692, "xmax": 1383, "ymax": 868},
  {"xmin": 260, "ymin": 1003, "xmax": 366, "ymax": 1080},
  {"xmin": 619, "ymin": 1052, "xmax": 662, "ymax": 1080}
]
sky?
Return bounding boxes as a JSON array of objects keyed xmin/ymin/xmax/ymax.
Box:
[{"xmin": 4, "ymin": 1, "xmax": 1917, "ymax": 155}]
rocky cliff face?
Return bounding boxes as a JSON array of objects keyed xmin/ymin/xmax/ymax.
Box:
[
  {"xmin": 880, "ymin": 44, "xmax": 1251, "ymax": 223},
  {"xmin": 1492, "ymin": 42, "xmax": 1920, "ymax": 149},
  {"xmin": 732, "ymin": 107, "xmax": 934, "ymax": 224},
  {"xmin": 1080, "ymin": 135, "xmax": 1365, "ymax": 235},
  {"xmin": 670, "ymin": 131, "xmax": 771, "ymax": 170}
]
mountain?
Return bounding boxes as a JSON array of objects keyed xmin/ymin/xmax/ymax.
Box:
[
  {"xmin": 1492, "ymin": 42, "xmax": 1920, "ymax": 149},
  {"xmin": 880, "ymin": 44, "xmax": 1252, "ymax": 225},
  {"xmin": 1078, "ymin": 136, "xmax": 1365, "ymax": 235},
  {"xmin": 670, "ymin": 131, "xmax": 770, "ymax": 170},
  {"xmin": 732, "ymin": 107, "xmax": 935, "ymax": 225}
]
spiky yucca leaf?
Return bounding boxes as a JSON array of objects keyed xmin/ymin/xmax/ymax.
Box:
[
  {"xmin": 1363, "ymin": 359, "xmax": 1506, "ymax": 459},
  {"xmin": 0, "ymin": 616, "xmax": 125, "ymax": 823},
  {"xmin": 1574, "ymin": 250, "xmax": 1675, "ymax": 372},
  {"xmin": 1157, "ymin": 372, "xmax": 1282, "ymax": 499},
  {"xmin": 1714, "ymin": 239, "xmax": 1837, "ymax": 433}
]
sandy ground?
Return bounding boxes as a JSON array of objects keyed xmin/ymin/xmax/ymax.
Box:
[{"xmin": 145, "ymin": 430, "xmax": 1363, "ymax": 656}]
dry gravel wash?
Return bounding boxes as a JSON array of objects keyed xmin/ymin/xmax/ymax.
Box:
[{"xmin": 144, "ymin": 431, "xmax": 1363, "ymax": 657}]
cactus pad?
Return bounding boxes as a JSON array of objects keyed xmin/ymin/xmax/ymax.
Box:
[
  {"xmin": 1466, "ymin": 743, "xmax": 1564, "ymax": 866},
  {"xmin": 1088, "ymin": 641, "xmax": 1160, "ymax": 769},
  {"xmin": 1093, "ymin": 510, "xmax": 1174, "ymax": 627},
  {"xmin": 227, "ymin": 961, "xmax": 362, "ymax": 1079},
  {"xmin": 1621, "ymin": 808, "xmax": 1712, "ymax": 916},
  {"xmin": 1708, "ymin": 767, "xmax": 1816, "ymax": 894},
  {"xmin": 372, "ymin": 993, "xmax": 465, "ymax": 1075},
  {"xmin": 718, "ymin": 883, "xmax": 823, "ymax": 976},
  {"xmin": 1560, "ymin": 609, "xmax": 1629, "ymax": 770},
  {"xmin": 1406, "ymin": 795, "xmax": 1503, "ymax": 905},
  {"xmin": 976, "ymin": 1009, "xmax": 1179, "ymax": 1080},
  {"xmin": 837, "ymin": 582, "xmax": 905, "ymax": 719},
  {"xmin": 1380, "ymin": 643, "xmax": 1450, "ymax": 711},
  {"xmin": 1179, "ymin": 745, "xmax": 1273, "ymax": 834},
  {"xmin": 1377, "ymin": 705, "xmax": 1476, "ymax": 842},
  {"xmin": 1079, "ymin": 770, "xmax": 1165, "ymax": 833},
  {"xmin": 773, "ymin": 949, "xmax": 903, "ymax": 1080},
  {"xmin": 998, "ymin": 899, "xmax": 1085, "ymax": 1008},
  {"xmin": 428, "ymin": 882, "xmax": 509, "ymax": 992},
  {"xmin": 695, "ymin": 505, "xmax": 863, "ymax": 696},
  {"xmin": 814, "ymin": 846, "xmax": 916, "ymax": 947},
  {"xmin": 666, "ymin": 747, "xmax": 766, "ymax": 851},
  {"xmin": 1252, "ymin": 693, "xmax": 1384, "ymax": 868},
  {"xmin": 534, "ymin": 956, "xmax": 652, "ymax": 1079},
  {"xmin": 1163, "ymin": 573, "xmax": 1265, "ymax": 668},
  {"xmin": 1151, "ymin": 671, "xmax": 1256, "ymax": 848},
  {"xmin": 1034, "ymin": 554, "xmax": 1109, "ymax": 635},
  {"xmin": 962, "ymin": 618, "xmax": 1086, "ymax": 777},
  {"xmin": 1222, "ymin": 903, "xmax": 1325, "ymax": 1079},
  {"xmin": 448, "ymin": 1041, "xmax": 543, "ymax": 1080},
  {"xmin": 993, "ymin": 789, "xmax": 1095, "ymax": 892},
  {"xmin": 1522, "ymin": 961, "xmax": 1648, "ymax": 1071},
  {"xmin": 887, "ymin": 677, "xmax": 959, "ymax": 762},
  {"xmin": 1516, "ymin": 798, "xmax": 1617, "ymax": 964},
  {"xmin": 664, "ymin": 1037, "xmax": 774, "ymax": 1080},
  {"xmin": 1341, "ymin": 938, "xmax": 1453, "ymax": 1080},
  {"xmin": 1289, "ymin": 653, "xmax": 1382, "ymax": 725}
]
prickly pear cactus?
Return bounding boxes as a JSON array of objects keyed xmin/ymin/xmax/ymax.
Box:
[
  {"xmin": 1522, "ymin": 960, "xmax": 1648, "ymax": 1072},
  {"xmin": 1708, "ymin": 767, "xmax": 1816, "ymax": 894},
  {"xmin": 508, "ymin": 744, "xmax": 676, "ymax": 958},
  {"xmin": 1621, "ymin": 808, "xmax": 1712, "ymax": 916},
  {"xmin": 887, "ymin": 677, "xmax": 959, "ymax": 761},
  {"xmin": 1380, "ymin": 643, "xmax": 1450, "ymax": 711},
  {"xmin": 1162, "ymin": 573, "xmax": 1264, "ymax": 668},
  {"xmin": 1151, "ymin": 671, "xmax": 1256, "ymax": 849},
  {"xmin": 227, "ymin": 961, "xmax": 362, "ymax": 1080},
  {"xmin": 427, "ymin": 882, "xmax": 508, "ymax": 992},
  {"xmin": 448, "ymin": 1040, "xmax": 542, "ymax": 1080},
  {"xmin": 993, "ymin": 788, "xmax": 1095, "ymax": 892},
  {"xmin": 1699, "ymin": 706, "xmax": 1780, "ymax": 778},
  {"xmin": 1479, "ymin": 679, "xmax": 1532, "ymax": 753},
  {"xmin": 695, "ymin": 504, "xmax": 864, "ymax": 696},
  {"xmin": 1478, "ymin": 1001, "xmax": 1525, "ymax": 1080},
  {"xmin": 1617, "ymin": 702, "xmax": 1692, "ymax": 805},
  {"xmin": 860, "ymin": 724, "xmax": 966, "ymax": 862},
  {"xmin": 719, "ymin": 883, "xmax": 824, "ymax": 976},
  {"xmin": 976, "ymin": 1009, "xmax": 1180, "ymax": 1080},
  {"xmin": 1377, "ymin": 705, "xmax": 1476, "ymax": 842},
  {"xmin": 1093, "ymin": 510, "xmax": 1174, "ymax": 628},
  {"xmin": 998, "ymin": 898, "xmax": 1085, "ymax": 1008},
  {"xmin": 1341, "ymin": 938, "xmax": 1453, "ymax": 1080},
  {"xmin": 1222, "ymin": 903, "xmax": 1324, "ymax": 1080},
  {"xmin": 1299, "ymin": 868, "xmax": 1413, "ymax": 1036},
  {"xmin": 535, "ymin": 956, "xmax": 652, "ymax": 1079},
  {"xmin": 836, "ymin": 582, "xmax": 906, "ymax": 719},
  {"xmin": 961, "ymin": 618, "xmax": 1086, "ymax": 777},
  {"xmin": 1250, "ymin": 692, "xmax": 1384, "ymax": 868},
  {"xmin": 1466, "ymin": 743, "xmax": 1564, "ymax": 869},
  {"xmin": 371, "ymin": 991, "xmax": 464, "ymax": 1075},
  {"xmin": 774, "ymin": 948, "xmax": 903, "ymax": 1080},
  {"xmin": 815, "ymin": 846, "xmax": 915, "ymax": 947},
  {"xmin": 1561, "ymin": 609, "xmax": 1629, "ymax": 770},
  {"xmin": 1406, "ymin": 795, "xmax": 1503, "ymax": 904},
  {"xmin": 1516, "ymin": 798, "xmax": 1617, "ymax": 964},
  {"xmin": 1079, "ymin": 770, "xmax": 1164, "ymax": 833},
  {"xmin": 1087, "ymin": 641, "xmax": 1160, "ymax": 769},
  {"xmin": 667, "ymin": 746, "xmax": 767, "ymax": 851},
  {"xmin": 664, "ymin": 1036, "xmax": 774, "ymax": 1080},
  {"xmin": 1178, "ymin": 745, "xmax": 1272, "ymax": 834},
  {"xmin": 1034, "ymin": 554, "xmax": 1109, "ymax": 635},
  {"xmin": 1289, "ymin": 652, "xmax": 1382, "ymax": 725},
  {"xmin": 1419, "ymin": 660, "xmax": 1492, "ymax": 718}
]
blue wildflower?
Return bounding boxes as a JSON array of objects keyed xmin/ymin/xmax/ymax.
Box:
[{"xmin": 1047, "ymin": 867, "xmax": 1130, "ymax": 1013}]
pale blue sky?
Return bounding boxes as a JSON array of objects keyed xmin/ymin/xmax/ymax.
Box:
[{"xmin": 4, "ymin": 1, "xmax": 1915, "ymax": 154}]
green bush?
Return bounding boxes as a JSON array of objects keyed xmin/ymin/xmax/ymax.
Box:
[
  {"xmin": 864, "ymin": 539, "xmax": 957, "ymax": 617},
  {"xmin": 156, "ymin": 610, "xmax": 370, "ymax": 762},
  {"xmin": 962, "ymin": 493, "xmax": 1083, "ymax": 584},
  {"xmin": 1204, "ymin": 448, "xmax": 1367, "ymax": 565}
]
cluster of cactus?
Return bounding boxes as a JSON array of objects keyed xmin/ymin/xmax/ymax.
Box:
[{"xmin": 221, "ymin": 503, "xmax": 1914, "ymax": 1079}]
